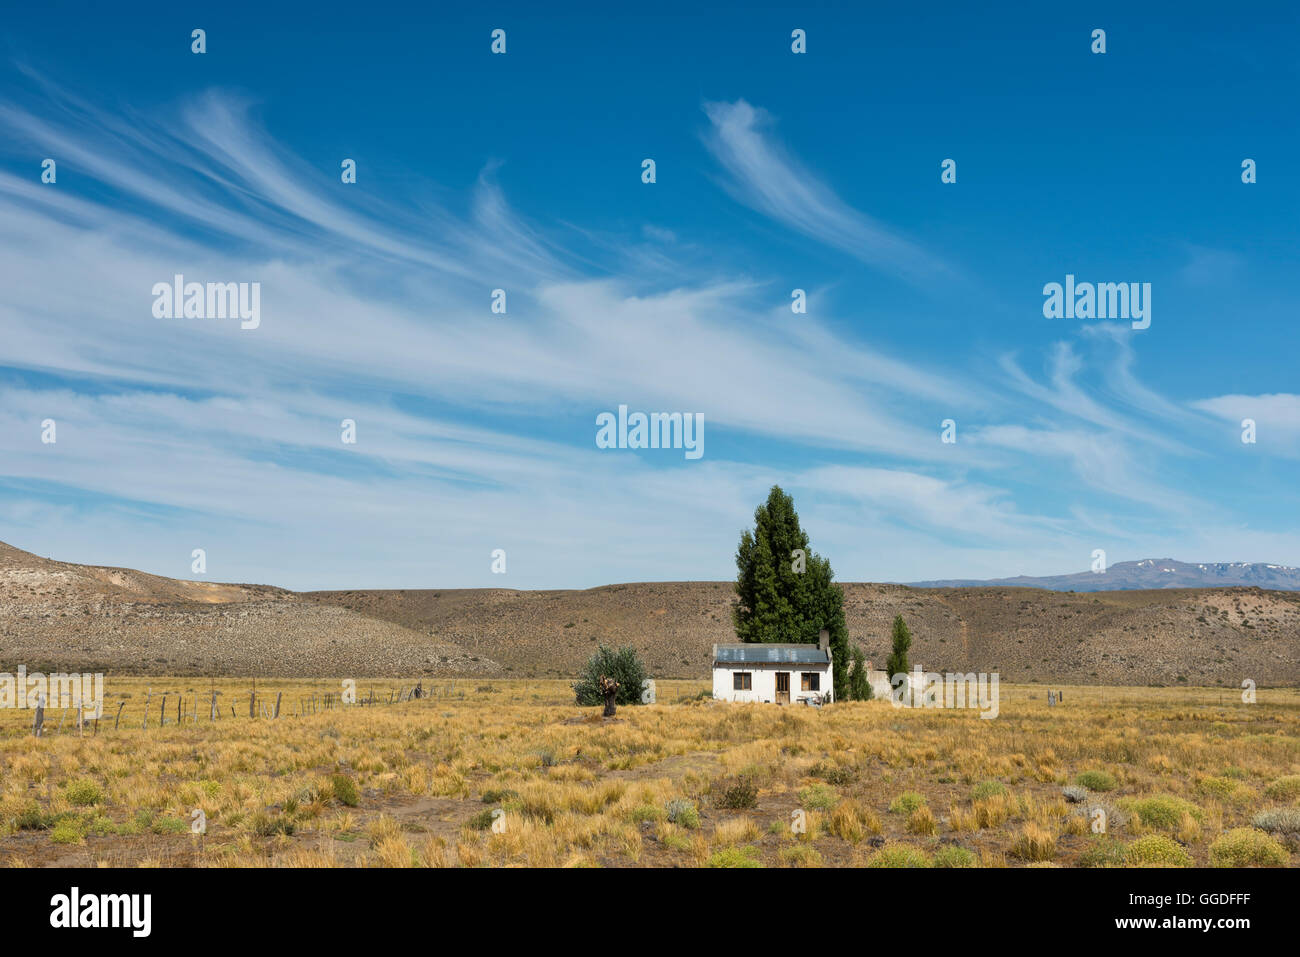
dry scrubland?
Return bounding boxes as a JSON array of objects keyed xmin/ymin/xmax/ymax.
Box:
[
  {"xmin": 6, "ymin": 541, "xmax": 1298, "ymax": 686},
  {"xmin": 311, "ymin": 582, "xmax": 1300, "ymax": 686},
  {"xmin": 1, "ymin": 680, "xmax": 1297, "ymax": 868}
]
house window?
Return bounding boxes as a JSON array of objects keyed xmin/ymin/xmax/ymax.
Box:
[
  {"xmin": 733, "ymin": 672, "xmax": 752, "ymax": 691},
  {"xmin": 801, "ymin": 672, "xmax": 820, "ymax": 692}
]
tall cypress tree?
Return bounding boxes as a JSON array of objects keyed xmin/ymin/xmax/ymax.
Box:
[
  {"xmin": 885, "ymin": 614, "xmax": 912, "ymax": 678},
  {"xmin": 733, "ymin": 486, "xmax": 850, "ymax": 700}
]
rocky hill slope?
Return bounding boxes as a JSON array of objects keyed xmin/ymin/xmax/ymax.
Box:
[
  {"xmin": 0, "ymin": 542, "xmax": 497, "ymax": 677},
  {"xmin": 3, "ymin": 541, "xmax": 1296, "ymax": 684},
  {"xmin": 308, "ymin": 580, "xmax": 1300, "ymax": 686}
]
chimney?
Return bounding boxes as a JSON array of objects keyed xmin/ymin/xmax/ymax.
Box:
[{"xmin": 818, "ymin": 628, "xmax": 829, "ymax": 653}]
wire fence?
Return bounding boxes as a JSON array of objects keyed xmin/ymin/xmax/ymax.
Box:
[{"xmin": 25, "ymin": 679, "xmax": 467, "ymax": 738}]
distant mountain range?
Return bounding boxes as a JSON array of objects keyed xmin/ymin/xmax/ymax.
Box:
[{"xmin": 908, "ymin": 559, "xmax": 1300, "ymax": 592}]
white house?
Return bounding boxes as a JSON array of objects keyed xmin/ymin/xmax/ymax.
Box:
[{"xmin": 712, "ymin": 632, "xmax": 833, "ymax": 704}]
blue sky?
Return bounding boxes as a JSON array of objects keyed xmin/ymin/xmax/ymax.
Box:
[{"xmin": 1, "ymin": 1, "xmax": 1297, "ymax": 590}]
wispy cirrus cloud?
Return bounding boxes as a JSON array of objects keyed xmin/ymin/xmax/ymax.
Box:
[{"xmin": 702, "ymin": 99, "xmax": 953, "ymax": 285}]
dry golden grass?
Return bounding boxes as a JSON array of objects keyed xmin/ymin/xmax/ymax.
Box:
[{"xmin": 0, "ymin": 679, "xmax": 1296, "ymax": 867}]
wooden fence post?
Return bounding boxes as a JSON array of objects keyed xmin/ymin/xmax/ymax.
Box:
[
  {"xmin": 32, "ymin": 694, "xmax": 45, "ymax": 737},
  {"xmin": 114, "ymin": 701, "xmax": 125, "ymax": 730},
  {"xmin": 274, "ymin": 692, "xmax": 282, "ymax": 719}
]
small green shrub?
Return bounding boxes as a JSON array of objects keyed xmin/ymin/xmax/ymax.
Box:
[
  {"xmin": 1209, "ymin": 828, "xmax": 1288, "ymax": 867},
  {"xmin": 779, "ymin": 844, "xmax": 823, "ymax": 867},
  {"xmin": 797, "ymin": 783, "xmax": 839, "ymax": 811},
  {"xmin": 1121, "ymin": 795, "xmax": 1204, "ymax": 830},
  {"xmin": 50, "ymin": 819, "xmax": 85, "ymax": 845},
  {"xmin": 1078, "ymin": 835, "xmax": 1127, "ymax": 868},
  {"xmin": 63, "ymin": 779, "xmax": 103, "ymax": 806},
  {"xmin": 1126, "ymin": 835, "xmax": 1192, "ymax": 867},
  {"xmin": 666, "ymin": 799, "xmax": 699, "ymax": 829},
  {"xmin": 329, "ymin": 774, "xmax": 360, "ymax": 807},
  {"xmin": 1264, "ymin": 776, "xmax": 1300, "ymax": 801},
  {"xmin": 810, "ymin": 763, "xmax": 857, "ymax": 786},
  {"xmin": 1197, "ymin": 776, "xmax": 1238, "ymax": 800},
  {"xmin": 1075, "ymin": 770, "xmax": 1117, "ymax": 792},
  {"xmin": 628, "ymin": 803, "xmax": 665, "ymax": 823},
  {"xmin": 707, "ymin": 845, "xmax": 762, "ymax": 868},
  {"xmin": 866, "ymin": 843, "xmax": 932, "ymax": 868},
  {"xmin": 467, "ymin": 809, "xmax": 499, "ymax": 831},
  {"xmin": 14, "ymin": 802, "xmax": 53, "ymax": 831},
  {"xmin": 971, "ymin": 781, "xmax": 1008, "ymax": 802},
  {"xmin": 889, "ymin": 792, "xmax": 927, "ymax": 815},
  {"xmin": 933, "ymin": 844, "xmax": 976, "ymax": 868},
  {"xmin": 716, "ymin": 779, "xmax": 759, "ymax": 810}
]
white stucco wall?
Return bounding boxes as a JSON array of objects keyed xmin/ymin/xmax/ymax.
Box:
[{"xmin": 713, "ymin": 662, "xmax": 833, "ymax": 704}]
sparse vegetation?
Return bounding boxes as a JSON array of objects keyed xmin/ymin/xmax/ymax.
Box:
[
  {"xmin": 1125, "ymin": 835, "xmax": 1192, "ymax": 867},
  {"xmin": 1208, "ymin": 828, "xmax": 1289, "ymax": 867},
  {"xmin": 0, "ymin": 678, "xmax": 1296, "ymax": 868},
  {"xmin": 1075, "ymin": 770, "xmax": 1117, "ymax": 792}
]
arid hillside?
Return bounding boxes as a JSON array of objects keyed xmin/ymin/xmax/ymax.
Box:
[
  {"xmin": 2, "ymin": 541, "xmax": 1297, "ymax": 684},
  {"xmin": 308, "ymin": 580, "xmax": 1300, "ymax": 686},
  {"xmin": 0, "ymin": 542, "xmax": 497, "ymax": 677}
]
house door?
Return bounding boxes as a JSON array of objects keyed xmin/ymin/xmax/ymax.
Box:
[{"xmin": 775, "ymin": 672, "xmax": 790, "ymax": 703}]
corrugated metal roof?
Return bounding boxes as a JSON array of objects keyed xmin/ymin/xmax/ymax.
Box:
[{"xmin": 714, "ymin": 643, "xmax": 829, "ymax": 665}]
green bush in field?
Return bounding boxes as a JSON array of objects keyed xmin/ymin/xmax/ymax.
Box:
[
  {"xmin": 933, "ymin": 844, "xmax": 976, "ymax": 868},
  {"xmin": 971, "ymin": 780, "xmax": 1007, "ymax": 802},
  {"xmin": 707, "ymin": 845, "xmax": 762, "ymax": 868},
  {"xmin": 50, "ymin": 818, "xmax": 85, "ymax": 845},
  {"xmin": 1125, "ymin": 835, "xmax": 1192, "ymax": 867},
  {"xmin": 866, "ymin": 843, "xmax": 932, "ymax": 868},
  {"xmin": 1263, "ymin": 775, "xmax": 1300, "ymax": 801},
  {"xmin": 1197, "ymin": 776, "xmax": 1238, "ymax": 800},
  {"xmin": 779, "ymin": 844, "xmax": 823, "ymax": 867},
  {"xmin": 14, "ymin": 802, "xmax": 53, "ymax": 831},
  {"xmin": 1208, "ymin": 828, "xmax": 1288, "ymax": 867},
  {"xmin": 715, "ymin": 779, "xmax": 759, "ymax": 810},
  {"xmin": 797, "ymin": 783, "xmax": 839, "ymax": 811},
  {"xmin": 1078, "ymin": 835, "xmax": 1127, "ymax": 868},
  {"xmin": 666, "ymin": 799, "xmax": 699, "ymax": 829},
  {"xmin": 889, "ymin": 791, "xmax": 926, "ymax": 815},
  {"xmin": 1075, "ymin": 770, "xmax": 1117, "ymax": 792},
  {"xmin": 64, "ymin": 779, "xmax": 102, "ymax": 806},
  {"xmin": 329, "ymin": 774, "xmax": 360, "ymax": 807},
  {"xmin": 1120, "ymin": 795, "xmax": 1203, "ymax": 830},
  {"xmin": 572, "ymin": 645, "xmax": 648, "ymax": 707}
]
